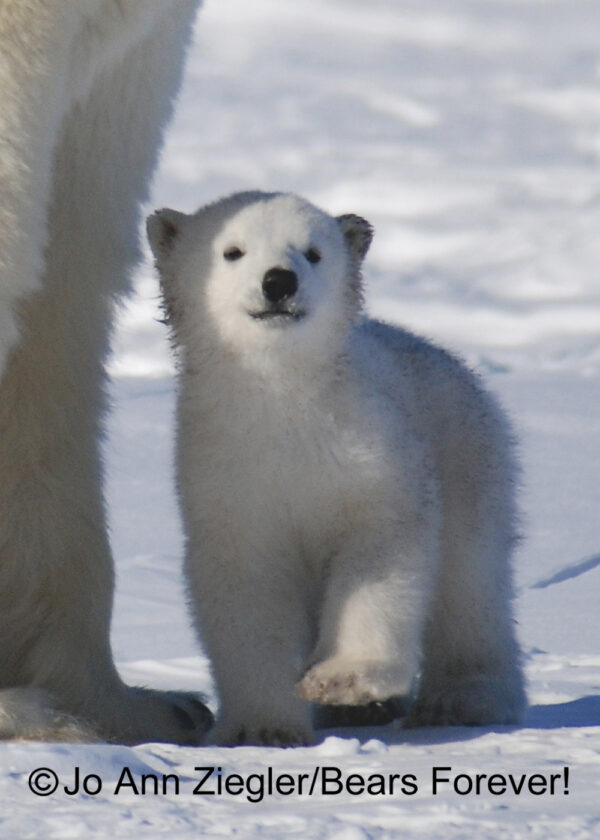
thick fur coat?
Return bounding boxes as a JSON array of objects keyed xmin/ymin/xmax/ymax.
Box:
[
  {"xmin": 0, "ymin": 0, "xmax": 212, "ymax": 743},
  {"xmin": 149, "ymin": 191, "xmax": 527, "ymax": 747}
]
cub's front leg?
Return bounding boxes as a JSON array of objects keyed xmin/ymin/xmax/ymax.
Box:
[
  {"xmin": 185, "ymin": 535, "xmax": 315, "ymax": 747},
  {"xmin": 298, "ymin": 519, "xmax": 439, "ymax": 712}
]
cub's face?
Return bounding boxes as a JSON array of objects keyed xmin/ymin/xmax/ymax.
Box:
[
  {"xmin": 148, "ymin": 192, "xmax": 372, "ymax": 363},
  {"xmin": 203, "ymin": 195, "xmax": 352, "ymax": 353}
]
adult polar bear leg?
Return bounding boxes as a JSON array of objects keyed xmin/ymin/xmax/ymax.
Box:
[
  {"xmin": 0, "ymin": 1, "xmax": 82, "ymax": 375},
  {"xmin": 0, "ymin": 1, "xmax": 212, "ymax": 743},
  {"xmin": 0, "ymin": 0, "xmax": 200, "ymax": 374}
]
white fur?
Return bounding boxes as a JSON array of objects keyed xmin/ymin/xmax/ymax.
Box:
[
  {"xmin": 149, "ymin": 191, "xmax": 527, "ymax": 747},
  {"xmin": 0, "ymin": 0, "xmax": 213, "ymax": 743}
]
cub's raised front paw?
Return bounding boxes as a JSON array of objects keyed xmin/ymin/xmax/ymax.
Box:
[{"xmin": 298, "ymin": 658, "xmax": 411, "ymax": 706}]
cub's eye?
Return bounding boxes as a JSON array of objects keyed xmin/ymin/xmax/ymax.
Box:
[
  {"xmin": 224, "ymin": 246, "xmax": 245, "ymax": 261},
  {"xmin": 305, "ymin": 248, "xmax": 321, "ymax": 264}
]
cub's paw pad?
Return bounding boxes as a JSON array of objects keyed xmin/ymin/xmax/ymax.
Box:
[{"xmin": 298, "ymin": 660, "xmax": 391, "ymax": 706}]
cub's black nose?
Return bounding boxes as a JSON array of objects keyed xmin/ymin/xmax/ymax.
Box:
[{"xmin": 262, "ymin": 267, "xmax": 298, "ymax": 303}]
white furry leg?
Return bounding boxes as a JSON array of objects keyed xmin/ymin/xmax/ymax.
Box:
[
  {"xmin": 299, "ymin": 524, "xmax": 438, "ymax": 708},
  {"xmin": 0, "ymin": 2, "xmax": 210, "ymax": 745},
  {"xmin": 186, "ymin": 537, "xmax": 316, "ymax": 747},
  {"xmin": 408, "ymin": 524, "xmax": 526, "ymax": 727},
  {"xmin": 0, "ymin": 2, "xmax": 83, "ymax": 376}
]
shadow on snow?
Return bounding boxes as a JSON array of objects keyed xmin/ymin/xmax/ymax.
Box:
[{"xmin": 318, "ymin": 695, "xmax": 600, "ymax": 746}]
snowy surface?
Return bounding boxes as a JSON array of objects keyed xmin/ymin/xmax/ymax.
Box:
[{"xmin": 2, "ymin": 0, "xmax": 600, "ymax": 836}]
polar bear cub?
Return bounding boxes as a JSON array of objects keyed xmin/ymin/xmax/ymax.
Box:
[{"xmin": 148, "ymin": 191, "xmax": 526, "ymax": 746}]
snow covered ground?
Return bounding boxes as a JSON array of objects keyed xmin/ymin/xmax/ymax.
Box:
[{"xmin": 2, "ymin": 0, "xmax": 600, "ymax": 836}]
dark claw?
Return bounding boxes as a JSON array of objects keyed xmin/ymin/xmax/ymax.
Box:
[
  {"xmin": 190, "ymin": 697, "xmax": 215, "ymax": 731},
  {"xmin": 172, "ymin": 696, "xmax": 214, "ymax": 734},
  {"xmin": 173, "ymin": 703, "xmax": 196, "ymax": 731}
]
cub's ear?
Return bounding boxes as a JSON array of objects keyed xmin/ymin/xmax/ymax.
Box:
[
  {"xmin": 337, "ymin": 214, "xmax": 374, "ymax": 263},
  {"xmin": 146, "ymin": 208, "xmax": 189, "ymax": 261}
]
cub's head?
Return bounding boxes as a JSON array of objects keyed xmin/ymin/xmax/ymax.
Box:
[{"xmin": 147, "ymin": 192, "xmax": 373, "ymax": 365}]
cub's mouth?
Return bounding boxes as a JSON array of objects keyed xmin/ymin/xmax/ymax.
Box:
[{"xmin": 249, "ymin": 308, "xmax": 306, "ymax": 323}]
